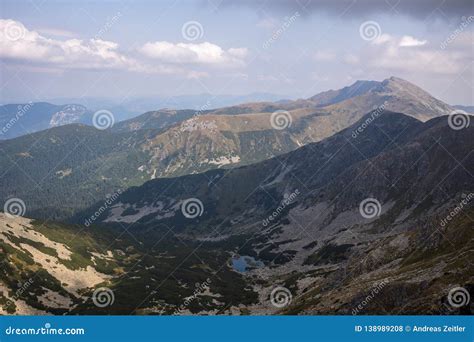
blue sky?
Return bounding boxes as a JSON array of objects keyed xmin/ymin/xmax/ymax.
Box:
[{"xmin": 0, "ymin": 0, "xmax": 472, "ymax": 105}]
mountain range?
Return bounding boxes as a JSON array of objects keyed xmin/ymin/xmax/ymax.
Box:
[
  {"xmin": 0, "ymin": 77, "xmax": 472, "ymax": 315},
  {"xmin": 0, "ymin": 93, "xmax": 287, "ymax": 140},
  {"xmin": 0, "ymin": 77, "xmax": 459, "ymax": 221},
  {"xmin": 0, "ymin": 103, "xmax": 93, "ymax": 140}
]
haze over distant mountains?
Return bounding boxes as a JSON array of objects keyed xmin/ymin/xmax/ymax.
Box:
[
  {"xmin": 0, "ymin": 103, "xmax": 93, "ymax": 140},
  {"xmin": 1, "ymin": 77, "xmax": 468, "ymax": 141},
  {"xmin": 0, "ymin": 93, "xmax": 286, "ymax": 140}
]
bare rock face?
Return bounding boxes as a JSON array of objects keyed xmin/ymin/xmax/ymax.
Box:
[
  {"xmin": 49, "ymin": 104, "xmax": 88, "ymax": 127},
  {"xmin": 0, "ymin": 102, "xmax": 92, "ymax": 139},
  {"xmin": 0, "ymin": 214, "xmax": 114, "ymax": 314}
]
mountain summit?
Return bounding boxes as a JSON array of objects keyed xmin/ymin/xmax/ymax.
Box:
[{"xmin": 308, "ymin": 76, "xmax": 453, "ymax": 121}]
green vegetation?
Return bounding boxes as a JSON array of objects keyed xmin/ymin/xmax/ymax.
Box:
[{"xmin": 303, "ymin": 243, "xmax": 354, "ymax": 266}]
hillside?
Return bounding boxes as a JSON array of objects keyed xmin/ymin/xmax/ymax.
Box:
[
  {"xmin": 2, "ymin": 111, "xmax": 472, "ymax": 315},
  {"xmin": 110, "ymin": 76, "xmax": 455, "ymax": 179},
  {"xmin": 0, "ymin": 77, "xmax": 457, "ymax": 221}
]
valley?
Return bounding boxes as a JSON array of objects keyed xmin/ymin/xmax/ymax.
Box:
[{"xmin": 0, "ymin": 78, "xmax": 472, "ymax": 315}]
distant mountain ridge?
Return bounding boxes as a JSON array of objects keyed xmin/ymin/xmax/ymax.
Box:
[
  {"xmin": 114, "ymin": 76, "xmax": 454, "ymax": 135},
  {"xmin": 108, "ymin": 76, "xmax": 455, "ymax": 180},
  {"xmin": 43, "ymin": 92, "xmax": 287, "ymax": 121},
  {"xmin": 453, "ymin": 105, "xmax": 474, "ymax": 114},
  {"xmin": 309, "ymin": 80, "xmax": 380, "ymax": 106},
  {"xmin": 0, "ymin": 102, "xmax": 92, "ymax": 139},
  {"xmin": 310, "ymin": 76, "xmax": 453, "ymax": 121},
  {"xmin": 1, "ymin": 77, "xmax": 454, "ymax": 141},
  {"xmin": 0, "ymin": 77, "xmax": 457, "ymax": 221}
]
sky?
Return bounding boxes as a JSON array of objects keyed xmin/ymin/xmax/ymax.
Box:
[{"xmin": 0, "ymin": 0, "xmax": 473, "ymax": 105}]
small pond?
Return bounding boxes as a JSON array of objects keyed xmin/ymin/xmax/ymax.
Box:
[{"xmin": 231, "ymin": 255, "xmax": 264, "ymax": 273}]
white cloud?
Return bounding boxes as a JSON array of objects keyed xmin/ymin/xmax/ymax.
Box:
[
  {"xmin": 371, "ymin": 33, "xmax": 427, "ymax": 48},
  {"xmin": 0, "ymin": 19, "xmax": 140, "ymax": 71},
  {"xmin": 228, "ymin": 47, "xmax": 248, "ymax": 59},
  {"xmin": 139, "ymin": 41, "xmax": 247, "ymax": 67},
  {"xmin": 371, "ymin": 33, "xmax": 393, "ymax": 45},
  {"xmin": 344, "ymin": 53, "xmax": 359, "ymax": 65},
  {"xmin": 361, "ymin": 33, "xmax": 469, "ymax": 75},
  {"xmin": 313, "ymin": 50, "xmax": 336, "ymax": 62},
  {"xmin": 399, "ymin": 35, "xmax": 427, "ymax": 47},
  {"xmin": 0, "ymin": 19, "xmax": 249, "ymax": 77},
  {"xmin": 36, "ymin": 27, "xmax": 77, "ymax": 38},
  {"xmin": 256, "ymin": 17, "xmax": 278, "ymax": 30}
]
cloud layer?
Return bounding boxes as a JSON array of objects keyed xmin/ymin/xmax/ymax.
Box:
[
  {"xmin": 347, "ymin": 32, "xmax": 472, "ymax": 75},
  {"xmin": 0, "ymin": 19, "xmax": 248, "ymax": 77},
  {"xmin": 140, "ymin": 41, "xmax": 248, "ymax": 67},
  {"xmin": 217, "ymin": 0, "xmax": 472, "ymax": 19}
]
